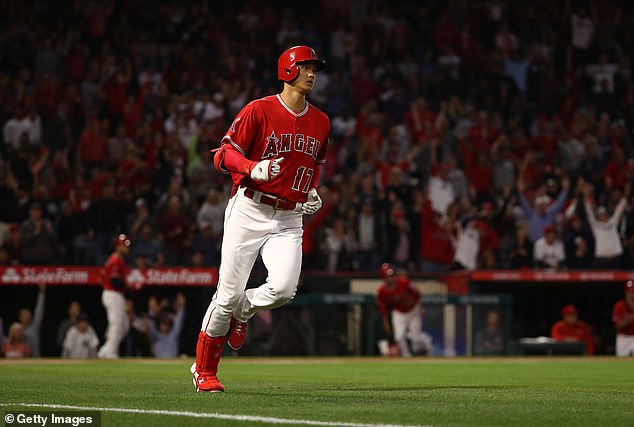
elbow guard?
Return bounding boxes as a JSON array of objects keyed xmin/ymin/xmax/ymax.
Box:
[{"xmin": 212, "ymin": 147, "xmax": 230, "ymax": 174}]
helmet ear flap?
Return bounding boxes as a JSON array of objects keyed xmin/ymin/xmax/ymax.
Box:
[{"xmin": 283, "ymin": 63, "xmax": 299, "ymax": 82}]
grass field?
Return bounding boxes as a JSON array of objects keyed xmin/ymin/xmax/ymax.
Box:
[{"xmin": 1, "ymin": 357, "xmax": 633, "ymax": 427}]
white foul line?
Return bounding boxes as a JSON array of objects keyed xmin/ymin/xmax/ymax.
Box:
[{"xmin": 0, "ymin": 403, "xmax": 431, "ymax": 427}]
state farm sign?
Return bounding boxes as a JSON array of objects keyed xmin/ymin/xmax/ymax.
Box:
[
  {"xmin": 126, "ymin": 268, "xmax": 215, "ymax": 286},
  {"xmin": 1, "ymin": 267, "xmax": 96, "ymax": 284},
  {"xmin": 0, "ymin": 266, "xmax": 217, "ymax": 286}
]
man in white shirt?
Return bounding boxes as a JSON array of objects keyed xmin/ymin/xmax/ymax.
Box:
[
  {"xmin": 62, "ymin": 314, "xmax": 100, "ymax": 358},
  {"xmin": 571, "ymin": 7, "xmax": 594, "ymax": 66},
  {"xmin": 583, "ymin": 181, "xmax": 628, "ymax": 269},
  {"xmin": 586, "ymin": 53, "xmax": 618, "ymax": 94},
  {"xmin": 428, "ymin": 164, "xmax": 455, "ymax": 217},
  {"xmin": 534, "ymin": 225, "xmax": 566, "ymax": 270}
]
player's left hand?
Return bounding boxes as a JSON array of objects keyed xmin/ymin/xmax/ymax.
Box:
[{"xmin": 302, "ymin": 188, "xmax": 322, "ymax": 215}]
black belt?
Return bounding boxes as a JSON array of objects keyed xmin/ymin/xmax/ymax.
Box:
[{"xmin": 243, "ymin": 188, "xmax": 297, "ymax": 210}]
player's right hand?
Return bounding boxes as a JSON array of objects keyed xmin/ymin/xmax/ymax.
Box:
[{"xmin": 250, "ymin": 157, "xmax": 284, "ymax": 181}]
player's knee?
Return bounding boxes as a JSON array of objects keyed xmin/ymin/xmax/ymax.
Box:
[
  {"xmin": 216, "ymin": 294, "xmax": 241, "ymax": 312},
  {"xmin": 270, "ymin": 282, "xmax": 297, "ymax": 304}
]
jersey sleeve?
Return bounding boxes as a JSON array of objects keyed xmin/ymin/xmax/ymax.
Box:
[
  {"xmin": 376, "ymin": 287, "xmax": 389, "ymax": 318},
  {"xmin": 612, "ymin": 302, "xmax": 625, "ymax": 324},
  {"xmin": 222, "ymin": 102, "xmax": 261, "ymax": 156},
  {"xmin": 550, "ymin": 322, "xmax": 565, "ymax": 340},
  {"xmin": 316, "ymin": 133, "xmax": 328, "ymax": 165}
]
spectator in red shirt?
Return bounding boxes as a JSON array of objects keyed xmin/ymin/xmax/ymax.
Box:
[
  {"xmin": 466, "ymin": 151, "xmax": 494, "ymax": 204},
  {"xmin": 603, "ymin": 147, "xmax": 631, "ymax": 192},
  {"xmin": 78, "ymin": 119, "xmax": 107, "ymax": 174},
  {"xmin": 117, "ymin": 142, "xmax": 147, "ymax": 191},
  {"xmin": 159, "ymin": 195, "xmax": 191, "ymax": 265},
  {"xmin": 404, "ymin": 97, "xmax": 436, "ymax": 142},
  {"xmin": 419, "ymin": 199, "xmax": 454, "ymax": 273},
  {"xmin": 376, "ymin": 142, "xmax": 409, "ymax": 191},
  {"xmin": 1, "ymin": 223, "xmax": 22, "ymax": 265},
  {"xmin": 531, "ymin": 117, "xmax": 559, "ymax": 164},
  {"xmin": 122, "ymin": 95, "xmax": 142, "ymax": 139},
  {"xmin": 551, "ymin": 304, "xmax": 595, "ymax": 355}
]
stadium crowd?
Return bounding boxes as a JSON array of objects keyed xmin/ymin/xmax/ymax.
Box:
[{"xmin": 0, "ymin": 0, "xmax": 633, "ymax": 276}]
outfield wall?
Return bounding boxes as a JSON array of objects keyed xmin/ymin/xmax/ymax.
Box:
[{"xmin": 0, "ymin": 267, "xmax": 629, "ymax": 356}]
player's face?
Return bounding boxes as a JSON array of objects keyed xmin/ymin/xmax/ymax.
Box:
[
  {"xmin": 564, "ymin": 313, "xmax": 577, "ymax": 325},
  {"xmin": 119, "ymin": 244, "xmax": 131, "ymax": 256},
  {"xmin": 294, "ymin": 63, "xmax": 319, "ymax": 95},
  {"xmin": 386, "ymin": 275, "xmax": 396, "ymax": 287}
]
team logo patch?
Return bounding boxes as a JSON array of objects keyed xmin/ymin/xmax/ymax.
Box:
[{"xmin": 229, "ymin": 116, "xmax": 241, "ymax": 133}]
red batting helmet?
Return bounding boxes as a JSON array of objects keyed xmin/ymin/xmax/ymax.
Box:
[
  {"xmin": 380, "ymin": 263, "xmax": 395, "ymax": 279},
  {"xmin": 116, "ymin": 233, "xmax": 132, "ymax": 247},
  {"xmin": 277, "ymin": 45, "xmax": 326, "ymax": 83}
]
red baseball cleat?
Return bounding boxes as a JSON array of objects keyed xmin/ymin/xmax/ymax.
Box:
[
  {"xmin": 227, "ymin": 317, "xmax": 247, "ymax": 350},
  {"xmin": 191, "ymin": 363, "xmax": 224, "ymax": 393}
]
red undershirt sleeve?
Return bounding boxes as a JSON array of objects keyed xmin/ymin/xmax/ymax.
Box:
[{"xmin": 217, "ymin": 145, "xmax": 258, "ymax": 176}]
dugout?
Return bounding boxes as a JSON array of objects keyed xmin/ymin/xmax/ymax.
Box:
[{"xmin": 469, "ymin": 271, "xmax": 631, "ymax": 355}]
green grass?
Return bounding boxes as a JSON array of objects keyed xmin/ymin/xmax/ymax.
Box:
[{"xmin": 1, "ymin": 358, "xmax": 633, "ymax": 427}]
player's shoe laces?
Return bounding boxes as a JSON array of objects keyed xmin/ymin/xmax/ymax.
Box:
[
  {"xmin": 227, "ymin": 317, "xmax": 247, "ymax": 350},
  {"xmin": 190, "ymin": 363, "xmax": 224, "ymax": 393}
]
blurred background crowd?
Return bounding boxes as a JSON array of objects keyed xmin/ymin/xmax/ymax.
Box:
[{"xmin": 1, "ymin": 0, "xmax": 634, "ymax": 274}]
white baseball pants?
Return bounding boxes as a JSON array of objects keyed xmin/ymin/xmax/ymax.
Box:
[
  {"xmin": 616, "ymin": 334, "xmax": 634, "ymax": 357},
  {"xmin": 98, "ymin": 289, "xmax": 129, "ymax": 358},
  {"xmin": 392, "ymin": 307, "xmax": 427, "ymax": 357},
  {"xmin": 202, "ymin": 188, "xmax": 303, "ymax": 338}
]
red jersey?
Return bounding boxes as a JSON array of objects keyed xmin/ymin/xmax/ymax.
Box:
[
  {"xmin": 419, "ymin": 200, "xmax": 454, "ymax": 266},
  {"xmin": 613, "ymin": 300, "xmax": 634, "ymax": 335},
  {"xmin": 550, "ymin": 320, "xmax": 594, "ymax": 355},
  {"xmin": 222, "ymin": 94, "xmax": 329, "ymax": 203},
  {"xmin": 376, "ymin": 277, "xmax": 421, "ymax": 317},
  {"xmin": 103, "ymin": 253, "xmax": 127, "ymax": 293}
]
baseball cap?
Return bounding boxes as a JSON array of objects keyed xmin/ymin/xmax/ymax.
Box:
[
  {"xmin": 625, "ymin": 280, "xmax": 634, "ymax": 293},
  {"xmin": 535, "ymin": 195, "xmax": 551, "ymax": 205},
  {"xmin": 544, "ymin": 225, "xmax": 555, "ymax": 234},
  {"xmin": 596, "ymin": 206, "xmax": 608, "ymax": 216},
  {"xmin": 480, "ymin": 201, "xmax": 494, "ymax": 214},
  {"xmin": 562, "ymin": 304, "xmax": 577, "ymax": 316}
]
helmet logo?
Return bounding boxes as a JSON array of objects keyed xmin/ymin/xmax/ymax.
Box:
[{"xmin": 290, "ymin": 52, "xmax": 295, "ymax": 61}]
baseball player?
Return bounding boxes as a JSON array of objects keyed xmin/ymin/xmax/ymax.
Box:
[
  {"xmin": 97, "ymin": 234, "xmax": 132, "ymax": 358},
  {"xmin": 376, "ymin": 263, "xmax": 430, "ymax": 357},
  {"xmin": 612, "ymin": 280, "xmax": 634, "ymax": 356},
  {"xmin": 192, "ymin": 46, "xmax": 329, "ymax": 392}
]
